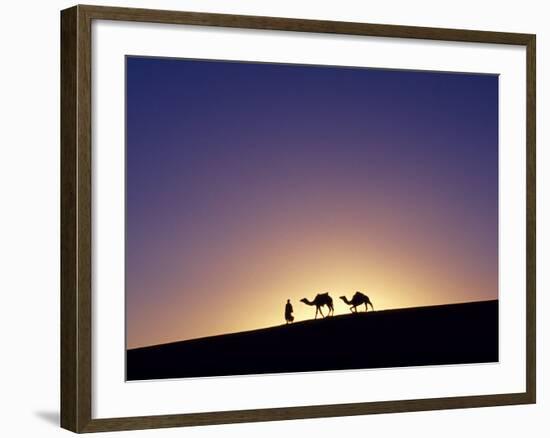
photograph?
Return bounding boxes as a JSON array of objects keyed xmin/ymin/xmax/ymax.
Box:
[
  {"xmin": 125, "ymin": 56, "xmax": 499, "ymax": 381},
  {"xmin": 0, "ymin": 0, "xmax": 542, "ymax": 434},
  {"xmin": 53, "ymin": 2, "xmax": 536, "ymax": 433}
]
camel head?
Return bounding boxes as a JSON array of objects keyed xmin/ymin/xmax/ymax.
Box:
[{"xmin": 300, "ymin": 298, "xmax": 312, "ymax": 305}]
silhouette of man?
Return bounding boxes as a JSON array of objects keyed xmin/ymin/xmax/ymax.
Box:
[{"xmin": 285, "ymin": 299, "xmax": 294, "ymax": 324}]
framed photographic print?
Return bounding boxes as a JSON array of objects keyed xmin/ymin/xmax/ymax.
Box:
[{"xmin": 60, "ymin": 4, "xmax": 536, "ymax": 433}]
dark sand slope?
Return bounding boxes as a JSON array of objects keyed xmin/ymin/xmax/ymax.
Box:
[{"xmin": 127, "ymin": 300, "xmax": 498, "ymax": 381}]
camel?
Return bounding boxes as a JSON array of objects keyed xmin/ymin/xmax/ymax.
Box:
[
  {"xmin": 340, "ymin": 291, "xmax": 374, "ymax": 313},
  {"xmin": 300, "ymin": 293, "xmax": 334, "ymax": 319}
]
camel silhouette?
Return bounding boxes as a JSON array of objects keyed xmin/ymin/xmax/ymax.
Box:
[
  {"xmin": 300, "ymin": 293, "xmax": 334, "ymax": 319},
  {"xmin": 340, "ymin": 291, "xmax": 374, "ymax": 313}
]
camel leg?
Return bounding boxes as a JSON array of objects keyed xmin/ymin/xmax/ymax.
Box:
[{"xmin": 319, "ymin": 307, "xmax": 325, "ymax": 318}]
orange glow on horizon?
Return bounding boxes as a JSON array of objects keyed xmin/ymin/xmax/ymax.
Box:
[{"xmin": 127, "ymin": 197, "xmax": 497, "ymax": 348}]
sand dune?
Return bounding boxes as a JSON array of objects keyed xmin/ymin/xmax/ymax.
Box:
[{"xmin": 127, "ymin": 300, "xmax": 498, "ymax": 381}]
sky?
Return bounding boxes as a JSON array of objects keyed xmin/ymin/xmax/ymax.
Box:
[{"xmin": 126, "ymin": 56, "xmax": 498, "ymax": 349}]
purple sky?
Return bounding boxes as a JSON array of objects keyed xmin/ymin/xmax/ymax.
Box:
[{"xmin": 126, "ymin": 57, "xmax": 498, "ymax": 348}]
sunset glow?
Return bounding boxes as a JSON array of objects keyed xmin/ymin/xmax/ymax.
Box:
[{"xmin": 126, "ymin": 57, "xmax": 498, "ymax": 349}]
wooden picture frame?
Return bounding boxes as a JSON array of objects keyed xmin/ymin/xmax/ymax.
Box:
[{"xmin": 61, "ymin": 4, "xmax": 536, "ymax": 433}]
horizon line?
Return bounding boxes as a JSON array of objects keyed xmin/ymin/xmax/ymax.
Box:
[{"xmin": 127, "ymin": 298, "xmax": 498, "ymax": 351}]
